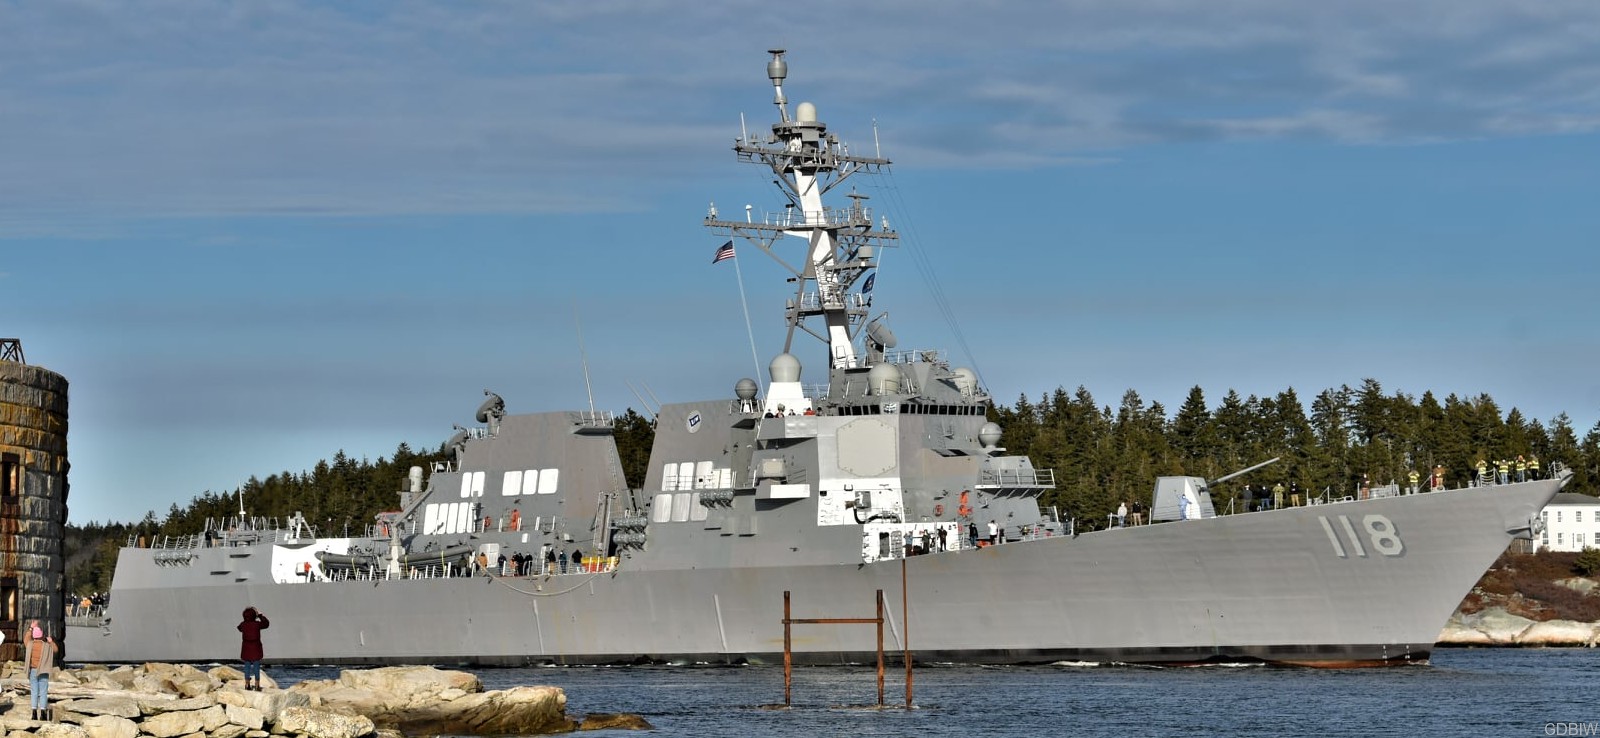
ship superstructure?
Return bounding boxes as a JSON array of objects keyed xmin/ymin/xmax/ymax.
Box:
[{"xmin": 67, "ymin": 52, "xmax": 1567, "ymax": 668}]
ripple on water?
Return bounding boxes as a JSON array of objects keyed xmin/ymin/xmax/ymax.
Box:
[{"xmin": 261, "ymin": 648, "xmax": 1600, "ymax": 737}]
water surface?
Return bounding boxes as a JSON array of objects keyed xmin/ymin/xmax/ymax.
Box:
[{"xmin": 270, "ymin": 648, "xmax": 1600, "ymax": 736}]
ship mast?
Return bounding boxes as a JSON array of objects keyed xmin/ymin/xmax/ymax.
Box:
[{"xmin": 705, "ymin": 50, "xmax": 898, "ymax": 371}]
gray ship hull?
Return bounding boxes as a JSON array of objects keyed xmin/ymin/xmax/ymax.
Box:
[{"xmin": 68, "ymin": 479, "xmax": 1554, "ymax": 667}]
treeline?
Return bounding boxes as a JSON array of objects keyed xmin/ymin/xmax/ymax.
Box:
[
  {"xmin": 993, "ymin": 379, "xmax": 1600, "ymax": 526},
  {"xmin": 65, "ymin": 384, "xmax": 1597, "ymax": 594}
]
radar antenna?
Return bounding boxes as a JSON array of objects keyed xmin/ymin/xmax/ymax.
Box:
[{"xmin": 705, "ymin": 51, "xmax": 898, "ymax": 371}]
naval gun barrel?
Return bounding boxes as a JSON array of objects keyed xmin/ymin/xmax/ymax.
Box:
[{"xmin": 1209, "ymin": 457, "xmax": 1281, "ymax": 486}]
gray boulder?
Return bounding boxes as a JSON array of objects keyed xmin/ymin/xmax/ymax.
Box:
[
  {"xmin": 383, "ymin": 685, "xmax": 572, "ymax": 736},
  {"xmin": 1520, "ymin": 619, "xmax": 1600, "ymax": 646},
  {"xmin": 35, "ymin": 723, "xmax": 89, "ymax": 738},
  {"xmin": 215, "ymin": 686, "xmax": 309, "ymax": 723},
  {"xmin": 53, "ymin": 698, "xmax": 141, "ymax": 719},
  {"xmin": 135, "ymin": 695, "xmax": 217, "ymax": 715},
  {"xmin": 577, "ymin": 712, "xmax": 654, "ymax": 731},
  {"xmin": 223, "ymin": 703, "xmax": 265, "ymax": 731},
  {"xmin": 275, "ymin": 706, "xmax": 376, "ymax": 738},
  {"xmin": 336, "ymin": 667, "xmax": 481, "ymax": 697},
  {"xmin": 78, "ymin": 714, "xmax": 138, "ymax": 738},
  {"xmin": 137, "ymin": 709, "xmax": 207, "ymax": 738}
]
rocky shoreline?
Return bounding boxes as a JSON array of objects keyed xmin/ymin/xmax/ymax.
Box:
[
  {"xmin": 0, "ymin": 663, "xmax": 648, "ymax": 737},
  {"xmin": 1439, "ymin": 568, "xmax": 1600, "ymax": 648},
  {"xmin": 1439, "ymin": 606, "xmax": 1600, "ymax": 648}
]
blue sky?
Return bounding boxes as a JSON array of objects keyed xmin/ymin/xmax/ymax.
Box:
[{"xmin": 5, "ymin": 1, "xmax": 1598, "ymax": 524}]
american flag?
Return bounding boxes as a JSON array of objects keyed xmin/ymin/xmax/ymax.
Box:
[{"xmin": 711, "ymin": 241, "xmax": 736, "ymax": 264}]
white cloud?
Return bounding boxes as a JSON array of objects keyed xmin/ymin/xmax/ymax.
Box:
[{"xmin": 3, "ymin": 0, "xmax": 1600, "ymax": 230}]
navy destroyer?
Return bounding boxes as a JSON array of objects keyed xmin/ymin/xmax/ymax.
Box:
[{"xmin": 68, "ymin": 51, "xmax": 1567, "ymax": 667}]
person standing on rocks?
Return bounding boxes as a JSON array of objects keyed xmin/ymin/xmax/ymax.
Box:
[
  {"xmin": 23, "ymin": 619, "xmax": 56, "ymax": 721},
  {"xmin": 238, "ymin": 607, "xmax": 270, "ymax": 691}
]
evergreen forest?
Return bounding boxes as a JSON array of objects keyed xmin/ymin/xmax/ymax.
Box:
[{"xmin": 64, "ymin": 381, "xmax": 1600, "ymax": 596}]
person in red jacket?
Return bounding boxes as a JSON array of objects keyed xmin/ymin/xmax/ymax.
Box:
[{"xmin": 238, "ymin": 607, "xmax": 270, "ymax": 691}]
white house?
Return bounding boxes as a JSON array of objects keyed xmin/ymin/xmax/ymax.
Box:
[{"xmin": 1534, "ymin": 492, "xmax": 1600, "ymax": 553}]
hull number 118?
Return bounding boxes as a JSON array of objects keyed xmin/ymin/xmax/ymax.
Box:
[{"xmin": 1318, "ymin": 514, "xmax": 1404, "ymax": 558}]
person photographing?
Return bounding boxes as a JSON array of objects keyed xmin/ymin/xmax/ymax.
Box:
[
  {"xmin": 23, "ymin": 620, "xmax": 56, "ymax": 721},
  {"xmin": 237, "ymin": 607, "xmax": 270, "ymax": 690}
]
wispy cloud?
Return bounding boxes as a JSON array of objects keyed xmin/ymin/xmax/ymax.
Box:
[{"xmin": 3, "ymin": 0, "xmax": 1599, "ymax": 231}]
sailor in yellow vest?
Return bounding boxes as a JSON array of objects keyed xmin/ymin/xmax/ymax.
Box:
[
  {"xmin": 1529, "ymin": 455, "xmax": 1541, "ymax": 480},
  {"xmin": 1475, "ymin": 459, "xmax": 1489, "ymax": 486},
  {"xmin": 1407, "ymin": 470, "xmax": 1419, "ymax": 495},
  {"xmin": 1515, "ymin": 455, "xmax": 1527, "ymax": 483},
  {"xmin": 1496, "ymin": 459, "xmax": 1510, "ymax": 485},
  {"xmin": 1432, "ymin": 463, "xmax": 1445, "ymax": 491}
]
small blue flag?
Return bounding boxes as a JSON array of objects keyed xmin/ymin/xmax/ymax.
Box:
[{"xmin": 862, "ymin": 272, "xmax": 875, "ymax": 294}]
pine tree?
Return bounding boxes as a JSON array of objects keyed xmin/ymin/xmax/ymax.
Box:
[{"xmin": 1172, "ymin": 386, "xmax": 1213, "ymax": 471}]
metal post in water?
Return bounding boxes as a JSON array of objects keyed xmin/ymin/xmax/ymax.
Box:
[
  {"xmin": 875, "ymin": 589, "xmax": 885, "ymax": 706},
  {"xmin": 782, "ymin": 588, "xmax": 891, "ymax": 708},
  {"xmin": 902, "ymin": 557, "xmax": 912, "ymax": 709},
  {"xmin": 783, "ymin": 590, "xmax": 793, "ymax": 706}
]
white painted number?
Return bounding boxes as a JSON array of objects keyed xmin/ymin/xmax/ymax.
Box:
[
  {"xmin": 1318, "ymin": 514, "xmax": 1404, "ymax": 558},
  {"xmin": 1362, "ymin": 514, "xmax": 1405, "ymax": 556}
]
